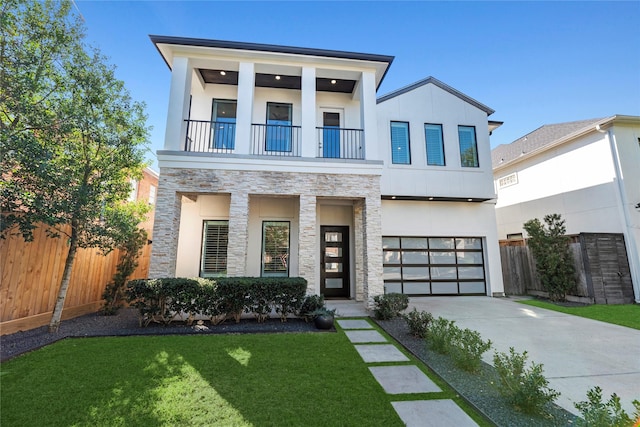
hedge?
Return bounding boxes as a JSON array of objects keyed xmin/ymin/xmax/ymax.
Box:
[{"xmin": 125, "ymin": 277, "xmax": 307, "ymax": 326}]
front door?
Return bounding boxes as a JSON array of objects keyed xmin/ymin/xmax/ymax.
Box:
[{"xmin": 320, "ymin": 226, "xmax": 350, "ymax": 298}]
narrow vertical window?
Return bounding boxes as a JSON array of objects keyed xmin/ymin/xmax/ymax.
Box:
[
  {"xmin": 201, "ymin": 220, "xmax": 229, "ymax": 277},
  {"xmin": 266, "ymin": 102, "xmax": 292, "ymax": 152},
  {"xmin": 262, "ymin": 221, "xmax": 290, "ymax": 277},
  {"xmin": 391, "ymin": 121, "xmax": 410, "ymax": 164},
  {"xmin": 148, "ymin": 185, "xmax": 156, "ymax": 205},
  {"xmin": 211, "ymin": 99, "xmax": 237, "ymax": 149},
  {"xmin": 425, "ymin": 124, "xmax": 445, "ymax": 166},
  {"xmin": 458, "ymin": 125, "xmax": 479, "ymax": 167}
]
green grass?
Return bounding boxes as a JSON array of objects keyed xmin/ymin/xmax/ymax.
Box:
[
  {"xmin": 0, "ymin": 325, "xmax": 491, "ymax": 427},
  {"xmin": 519, "ymin": 299, "xmax": 640, "ymax": 330}
]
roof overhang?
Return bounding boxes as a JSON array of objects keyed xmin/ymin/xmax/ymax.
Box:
[
  {"xmin": 150, "ymin": 35, "xmax": 394, "ymax": 90},
  {"xmin": 381, "ymin": 195, "xmax": 492, "ymax": 203}
]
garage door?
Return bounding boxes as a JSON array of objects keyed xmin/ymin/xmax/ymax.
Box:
[{"xmin": 382, "ymin": 236, "xmax": 486, "ymax": 295}]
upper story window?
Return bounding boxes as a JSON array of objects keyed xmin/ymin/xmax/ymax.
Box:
[
  {"xmin": 458, "ymin": 125, "xmax": 479, "ymax": 167},
  {"xmin": 211, "ymin": 99, "xmax": 236, "ymax": 150},
  {"xmin": 149, "ymin": 185, "xmax": 157, "ymax": 205},
  {"xmin": 390, "ymin": 121, "xmax": 411, "ymax": 164},
  {"xmin": 128, "ymin": 179, "xmax": 138, "ymax": 202},
  {"xmin": 424, "ymin": 124, "xmax": 445, "ymax": 166},
  {"xmin": 266, "ymin": 102, "xmax": 292, "ymax": 152}
]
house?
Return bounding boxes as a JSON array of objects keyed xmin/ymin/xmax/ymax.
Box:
[
  {"xmin": 149, "ymin": 35, "xmax": 505, "ymax": 308},
  {"xmin": 492, "ymin": 116, "xmax": 640, "ymax": 303}
]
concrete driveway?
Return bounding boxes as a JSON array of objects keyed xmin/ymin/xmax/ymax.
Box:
[{"xmin": 408, "ymin": 296, "xmax": 640, "ymax": 415}]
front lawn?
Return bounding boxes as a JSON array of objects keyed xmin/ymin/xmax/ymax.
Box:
[
  {"xmin": 519, "ymin": 299, "xmax": 640, "ymax": 330},
  {"xmin": 1, "ymin": 332, "xmax": 407, "ymax": 426}
]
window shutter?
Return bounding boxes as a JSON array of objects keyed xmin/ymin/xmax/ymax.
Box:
[{"xmin": 201, "ymin": 221, "xmax": 229, "ymax": 276}]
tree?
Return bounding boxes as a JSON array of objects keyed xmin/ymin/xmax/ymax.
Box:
[
  {"xmin": 1, "ymin": 0, "xmax": 150, "ymax": 332},
  {"xmin": 523, "ymin": 214, "xmax": 576, "ymax": 301}
]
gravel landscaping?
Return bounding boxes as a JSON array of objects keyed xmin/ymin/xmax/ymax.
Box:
[{"xmin": 375, "ymin": 317, "xmax": 579, "ymax": 427}]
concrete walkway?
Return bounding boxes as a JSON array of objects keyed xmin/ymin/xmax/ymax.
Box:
[
  {"xmin": 408, "ymin": 296, "xmax": 640, "ymax": 415},
  {"xmin": 337, "ymin": 318, "xmax": 479, "ymax": 427}
]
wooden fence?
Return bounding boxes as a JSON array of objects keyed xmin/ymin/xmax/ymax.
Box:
[
  {"xmin": 499, "ymin": 233, "xmax": 634, "ymax": 304},
  {"xmin": 0, "ymin": 225, "xmax": 152, "ymax": 335}
]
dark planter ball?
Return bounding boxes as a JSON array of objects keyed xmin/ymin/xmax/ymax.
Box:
[{"xmin": 314, "ymin": 314, "xmax": 334, "ymax": 330}]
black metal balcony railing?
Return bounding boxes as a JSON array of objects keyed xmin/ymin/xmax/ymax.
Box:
[
  {"xmin": 251, "ymin": 124, "xmax": 302, "ymax": 157},
  {"xmin": 185, "ymin": 120, "xmax": 236, "ymax": 154},
  {"xmin": 316, "ymin": 127, "xmax": 364, "ymax": 159}
]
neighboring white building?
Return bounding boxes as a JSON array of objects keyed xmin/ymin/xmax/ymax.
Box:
[
  {"xmin": 492, "ymin": 116, "xmax": 640, "ymax": 302},
  {"xmin": 149, "ymin": 35, "xmax": 505, "ymax": 308}
]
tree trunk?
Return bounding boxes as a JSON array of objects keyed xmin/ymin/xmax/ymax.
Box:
[{"xmin": 48, "ymin": 227, "xmax": 79, "ymax": 333}]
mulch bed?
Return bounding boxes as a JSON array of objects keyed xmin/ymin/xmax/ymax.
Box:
[{"xmin": 374, "ymin": 317, "xmax": 578, "ymax": 427}]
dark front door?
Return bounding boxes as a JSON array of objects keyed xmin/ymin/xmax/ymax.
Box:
[{"xmin": 320, "ymin": 226, "xmax": 350, "ymax": 298}]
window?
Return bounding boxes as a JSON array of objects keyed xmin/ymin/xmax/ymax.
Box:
[
  {"xmin": 201, "ymin": 220, "xmax": 229, "ymax": 277},
  {"xmin": 266, "ymin": 102, "xmax": 292, "ymax": 152},
  {"xmin": 211, "ymin": 99, "xmax": 236, "ymax": 149},
  {"xmin": 128, "ymin": 179, "xmax": 138, "ymax": 202},
  {"xmin": 498, "ymin": 172, "xmax": 518, "ymax": 188},
  {"xmin": 262, "ymin": 221, "xmax": 290, "ymax": 277},
  {"xmin": 458, "ymin": 125, "xmax": 479, "ymax": 167},
  {"xmin": 382, "ymin": 236, "xmax": 485, "ymax": 295},
  {"xmin": 390, "ymin": 121, "xmax": 410, "ymax": 164},
  {"xmin": 425, "ymin": 124, "xmax": 445, "ymax": 166},
  {"xmin": 149, "ymin": 185, "xmax": 156, "ymax": 205}
]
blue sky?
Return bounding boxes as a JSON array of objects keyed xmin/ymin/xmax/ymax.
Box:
[{"xmin": 73, "ymin": 1, "xmax": 640, "ymax": 170}]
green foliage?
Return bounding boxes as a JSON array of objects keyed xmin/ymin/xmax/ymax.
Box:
[
  {"xmin": 574, "ymin": 386, "xmax": 640, "ymax": 427},
  {"xmin": 403, "ymin": 308, "xmax": 434, "ymax": 338},
  {"xmin": 523, "ymin": 214, "xmax": 576, "ymax": 301},
  {"xmin": 298, "ymin": 294, "xmax": 326, "ymax": 321},
  {"xmin": 373, "ymin": 293, "xmax": 409, "ymax": 320},
  {"xmin": 125, "ymin": 277, "xmax": 308, "ymax": 326},
  {"xmin": 1, "ymin": 0, "xmax": 150, "ymax": 331},
  {"xmin": 492, "ymin": 347, "xmax": 560, "ymax": 414},
  {"xmin": 519, "ymin": 300, "xmax": 640, "ymax": 330},
  {"xmin": 449, "ymin": 328, "xmax": 492, "ymax": 373},
  {"xmin": 427, "ymin": 316, "xmax": 458, "ymax": 354}
]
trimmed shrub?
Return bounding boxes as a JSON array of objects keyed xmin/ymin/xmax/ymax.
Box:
[
  {"xmin": 403, "ymin": 308, "xmax": 433, "ymax": 338},
  {"xmin": 427, "ymin": 317, "xmax": 457, "ymax": 354},
  {"xmin": 373, "ymin": 293, "xmax": 409, "ymax": 320},
  {"xmin": 449, "ymin": 328, "xmax": 492, "ymax": 373},
  {"xmin": 574, "ymin": 386, "xmax": 640, "ymax": 427},
  {"xmin": 492, "ymin": 347, "xmax": 560, "ymax": 414},
  {"xmin": 273, "ymin": 278, "xmax": 306, "ymax": 322}
]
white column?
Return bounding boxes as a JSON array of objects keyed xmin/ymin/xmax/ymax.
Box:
[
  {"xmin": 301, "ymin": 67, "xmax": 317, "ymax": 158},
  {"xmin": 235, "ymin": 62, "xmax": 255, "ymax": 155},
  {"xmin": 163, "ymin": 56, "xmax": 192, "ymax": 151},
  {"xmin": 359, "ymin": 71, "xmax": 379, "ymax": 160}
]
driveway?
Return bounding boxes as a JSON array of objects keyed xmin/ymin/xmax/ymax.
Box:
[{"xmin": 408, "ymin": 296, "xmax": 640, "ymax": 415}]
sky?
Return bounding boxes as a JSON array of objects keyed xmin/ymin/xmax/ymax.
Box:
[{"xmin": 72, "ymin": 1, "xmax": 640, "ymax": 170}]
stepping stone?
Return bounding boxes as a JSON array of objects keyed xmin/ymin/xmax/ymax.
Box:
[
  {"xmin": 344, "ymin": 330, "xmax": 387, "ymax": 343},
  {"xmin": 336, "ymin": 319, "xmax": 373, "ymax": 329},
  {"xmin": 391, "ymin": 400, "xmax": 478, "ymax": 427},
  {"xmin": 369, "ymin": 365, "xmax": 441, "ymax": 394},
  {"xmin": 354, "ymin": 344, "xmax": 409, "ymax": 363}
]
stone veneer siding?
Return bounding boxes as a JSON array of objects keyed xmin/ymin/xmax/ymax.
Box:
[{"xmin": 150, "ymin": 167, "xmax": 384, "ymax": 306}]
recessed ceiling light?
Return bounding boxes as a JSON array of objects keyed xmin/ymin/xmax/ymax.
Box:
[
  {"xmin": 275, "ymin": 75, "xmax": 281, "ymax": 80},
  {"xmin": 331, "ymin": 79, "xmax": 337, "ymax": 84},
  {"xmin": 391, "ymin": 196, "xmax": 396, "ymax": 200},
  {"xmin": 428, "ymin": 197, "xmax": 434, "ymax": 201},
  {"xmin": 467, "ymin": 198, "xmax": 473, "ymax": 202},
  {"xmin": 220, "ymin": 71, "xmax": 226, "ymax": 76}
]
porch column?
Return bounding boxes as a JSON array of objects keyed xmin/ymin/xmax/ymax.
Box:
[
  {"xmin": 164, "ymin": 56, "xmax": 192, "ymax": 151},
  {"xmin": 363, "ymin": 196, "xmax": 384, "ymax": 308},
  {"xmin": 301, "ymin": 67, "xmax": 317, "ymax": 158},
  {"xmin": 298, "ymin": 195, "xmax": 318, "ymax": 294},
  {"xmin": 149, "ymin": 178, "xmax": 183, "ymax": 278},
  {"xmin": 227, "ymin": 191, "xmax": 250, "ymax": 276},
  {"xmin": 358, "ymin": 71, "xmax": 379, "ymax": 160},
  {"xmin": 354, "ymin": 199, "xmax": 366, "ymax": 302},
  {"xmin": 235, "ymin": 62, "xmax": 255, "ymax": 155}
]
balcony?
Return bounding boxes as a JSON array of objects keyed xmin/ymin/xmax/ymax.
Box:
[{"xmin": 183, "ymin": 120, "xmax": 364, "ymax": 160}]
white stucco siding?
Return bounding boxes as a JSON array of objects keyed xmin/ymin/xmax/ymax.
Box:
[
  {"xmin": 377, "ymin": 83, "xmax": 495, "ymax": 199},
  {"xmin": 612, "ymin": 124, "xmax": 640, "ymax": 226},
  {"xmin": 189, "ymin": 81, "xmax": 238, "ymax": 122},
  {"xmin": 176, "ymin": 194, "xmax": 231, "ymax": 277},
  {"xmin": 495, "ymin": 132, "xmax": 616, "ymax": 209},
  {"xmin": 381, "ymin": 200, "xmax": 504, "ymax": 296}
]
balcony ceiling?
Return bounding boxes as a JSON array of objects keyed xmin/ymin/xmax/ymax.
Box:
[{"xmin": 198, "ymin": 69, "xmax": 357, "ymax": 93}]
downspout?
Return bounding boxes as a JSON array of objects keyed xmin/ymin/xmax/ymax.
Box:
[{"xmin": 596, "ymin": 124, "xmax": 640, "ymax": 302}]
